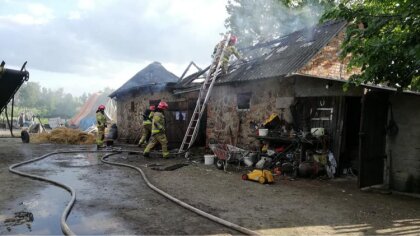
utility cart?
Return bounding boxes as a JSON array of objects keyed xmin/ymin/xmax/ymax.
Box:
[{"xmin": 209, "ymin": 143, "xmax": 250, "ymax": 171}]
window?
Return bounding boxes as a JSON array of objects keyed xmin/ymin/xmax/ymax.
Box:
[
  {"xmin": 175, "ymin": 111, "xmax": 186, "ymax": 121},
  {"xmin": 237, "ymin": 92, "xmax": 252, "ymax": 110}
]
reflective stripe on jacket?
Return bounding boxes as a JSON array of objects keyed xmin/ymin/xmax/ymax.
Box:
[
  {"xmin": 151, "ymin": 111, "xmax": 165, "ymax": 134},
  {"xmin": 143, "ymin": 111, "xmax": 154, "ymax": 125}
]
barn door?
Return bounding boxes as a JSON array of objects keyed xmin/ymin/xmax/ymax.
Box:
[
  {"xmin": 358, "ymin": 91, "xmax": 389, "ymax": 188},
  {"xmin": 165, "ymin": 101, "xmax": 188, "ymax": 149}
]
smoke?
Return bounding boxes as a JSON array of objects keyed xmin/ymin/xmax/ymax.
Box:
[{"xmin": 227, "ymin": 0, "xmax": 327, "ymax": 49}]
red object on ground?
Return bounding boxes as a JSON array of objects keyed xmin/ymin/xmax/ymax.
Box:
[
  {"xmin": 273, "ymin": 167, "xmax": 282, "ymax": 176},
  {"xmin": 275, "ymin": 146, "xmax": 286, "ymax": 153},
  {"xmin": 242, "ymin": 174, "xmax": 248, "ymax": 180}
]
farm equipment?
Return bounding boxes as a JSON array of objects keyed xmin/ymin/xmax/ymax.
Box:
[
  {"xmin": 209, "ymin": 143, "xmax": 250, "ymax": 171},
  {"xmin": 242, "ymin": 169, "xmax": 274, "ymax": 184},
  {"xmin": 0, "ymin": 61, "xmax": 29, "ymax": 137}
]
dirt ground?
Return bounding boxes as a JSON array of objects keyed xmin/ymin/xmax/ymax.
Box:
[{"xmin": 0, "ymin": 136, "xmax": 420, "ymax": 235}]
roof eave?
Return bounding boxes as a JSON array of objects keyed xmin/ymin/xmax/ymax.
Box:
[{"xmin": 292, "ymin": 72, "xmax": 420, "ymax": 96}]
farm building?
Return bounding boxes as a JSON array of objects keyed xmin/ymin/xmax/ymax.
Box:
[
  {"xmin": 109, "ymin": 62, "xmax": 181, "ymax": 146},
  {"xmin": 110, "ymin": 21, "xmax": 420, "ymax": 193}
]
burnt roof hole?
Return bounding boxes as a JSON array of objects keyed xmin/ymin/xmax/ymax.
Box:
[
  {"xmin": 265, "ymin": 53, "xmax": 274, "ymax": 60},
  {"xmin": 273, "ymin": 42, "xmax": 281, "ymax": 47},
  {"xmin": 296, "ymin": 36, "xmax": 305, "ymax": 42},
  {"xmin": 300, "ymin": 42, "xmax": 314, "ymax": 48},
  {"xmin": 192, "ymin": 78, "xmax": 205, "ymax": 83},
  {"xmin": 276, "ymin": 46, "xmax": 288, "ymax": 53}
]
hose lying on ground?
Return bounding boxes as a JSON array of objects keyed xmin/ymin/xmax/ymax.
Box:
[
  {"xmin": 8, "ymin": 150, "xmax": 119, "ymax": 236},
  {"xmin": 102, "ymin": 151, "xmax": 260, "ymax": 236},
  {"xmin": 9, "ymin": 149, "xmax": 260, "ymax": 236}
]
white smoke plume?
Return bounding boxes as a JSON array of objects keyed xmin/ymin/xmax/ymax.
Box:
[{"xmin": 226, "ymin": 0, "xmax": 328, "ymax": 49}]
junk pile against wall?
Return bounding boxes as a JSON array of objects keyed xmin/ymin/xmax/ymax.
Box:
[{"xmin": 208, "ymin": 112, "xmax": 338, "ymax": 184}]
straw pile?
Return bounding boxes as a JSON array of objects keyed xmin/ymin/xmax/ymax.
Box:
[{"xmin": 31, "ymin": 127, "xmax": 96, "ymax": 144}]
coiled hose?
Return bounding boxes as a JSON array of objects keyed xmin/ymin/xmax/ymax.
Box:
[{"xmin": 9, "ymin": 149, "xmax": 260, "ymax": 236}]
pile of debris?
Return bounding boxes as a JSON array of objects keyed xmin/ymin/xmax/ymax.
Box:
[{"xmin": 31, "ymin": 127, "xmax": 95, "ymax": 145}]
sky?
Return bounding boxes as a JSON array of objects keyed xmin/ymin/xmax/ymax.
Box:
[{"xmin": 0, "ymin": 0, "xmax": 228, "ymax": 96}]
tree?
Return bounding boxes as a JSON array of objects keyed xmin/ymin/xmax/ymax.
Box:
[
  {"xmin": 14, "ymin": 82, "xmax": 85, "ymax": 118},
  {"xmin": 80, "ymin": 92, "xmax": 88, "ymax": 103},
  {"xmin": 225, "ymin": 0, "xmax": 335, "ymax": 48},
  {"xmin": 321, "ymin": 0, "xmax": 420, "ymax": 91},
  {"xmin": 17, "ymin": 82, "xmax": 41, "ymax": 108}
]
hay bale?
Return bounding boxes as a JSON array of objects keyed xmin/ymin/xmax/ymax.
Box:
[{"xmin": 31, "ymin": 127, "xmax": 96, "ymax": 145}]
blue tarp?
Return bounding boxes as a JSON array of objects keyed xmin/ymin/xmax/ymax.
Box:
[{"xmin": 79, "ymin": 116, "xmax": 96, "ymax": 131}]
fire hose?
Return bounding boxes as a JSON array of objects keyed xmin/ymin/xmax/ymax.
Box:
[
  {"xmin": 9, "ymin": 149, "xmax": 260, "ymax": 236},
  {"xmin": 8, "ymin": 150, "xmax": 117, "ymax": 236}
]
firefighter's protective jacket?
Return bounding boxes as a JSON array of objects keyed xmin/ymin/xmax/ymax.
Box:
[
  {"xmin": 151, "ymin": 111, "xmax": 165, "ymax": 134},
  {"xmin": 213, "ymin": 42, "xmax": 241, "ymax": 63},
  {"xmin": 224, "ymin": 45, "xmax": 241, "ymax": 62},
  {"xmin": 96, "ymin": 111, "xmax": 106, "ymax": 129},
  {"xmin": 143, "ymin": 111, "xmax": 154, "ymax": 125}
]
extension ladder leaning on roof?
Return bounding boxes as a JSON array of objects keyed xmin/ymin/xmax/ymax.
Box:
[{"xmin": 178, "ymin": 34, "xmax": 231, "ymax": 157}]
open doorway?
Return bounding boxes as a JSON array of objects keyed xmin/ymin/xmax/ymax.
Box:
[
  {"xmin": 358, "ymin": 91, "xmax": 389, "ymax": 188},
  {"xmin": 340, "ymin": 97, "xmax": 362, "ymax": 175}
]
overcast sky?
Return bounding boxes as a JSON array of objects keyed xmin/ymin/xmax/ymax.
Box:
[{"xmin": 0, "ymin": 0, "xmax": 228, "ymax": 96}]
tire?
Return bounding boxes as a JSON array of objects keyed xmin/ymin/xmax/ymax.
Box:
[
  {"xmin": 258, "ymin": 176, "xmax": 266, "ymax": 184},
  {"xmin": 215, "ymin": 159, "xmax": 224, "ymax": 170},
  {"xmin": 21, "ymin": 130, "xmax": 30, "ymax": 143}
]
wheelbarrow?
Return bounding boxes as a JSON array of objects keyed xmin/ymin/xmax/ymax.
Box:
[{"xmin": 209, "ymin": 144, "xmax": 250, "ymax": 171}]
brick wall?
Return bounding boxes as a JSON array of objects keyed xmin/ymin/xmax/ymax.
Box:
[{"xmin": 298, "ymin": 31, "xmax": 360, "ymax": 80}]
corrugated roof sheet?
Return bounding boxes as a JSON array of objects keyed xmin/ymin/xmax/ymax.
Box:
[
  {"xmin": 173, "ymin": 20, "xmax": 346, "ymax": 93},
  {"xmin": 110, "ymin": 61, "xmax": 178, "ymax": 98},
  {"xmin": 218, "ymin": 20, "xmax": 347, "ymax": 83}
]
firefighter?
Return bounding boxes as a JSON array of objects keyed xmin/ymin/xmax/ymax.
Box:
[
  {"xmin": 143, "ymin": 101, "xmax": 169, "ymax": 158},
  {"xmin": 138, "ymin": 105, "xmax": 155, "ymax": 147},
  {"xmin": 96, "ymin": 105, "xmax": 107, "ymax": 148},
  {"xmin": 212, "ymin": 35, "xmax": 242, "ymax": 75}
]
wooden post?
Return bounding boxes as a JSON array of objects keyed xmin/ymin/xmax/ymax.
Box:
[{"xmin": 10, "ymin": 96, "xmax": 15, "ymax": 137}]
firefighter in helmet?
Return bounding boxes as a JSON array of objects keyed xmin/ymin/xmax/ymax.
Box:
[
  {"xmin": 96, "ymin": 105, "xmax": 107, "ymax": 148},
  {"xmin": 138, "ymin": 105, "xmax": 155, "ymax": 147},
  {"xmin": 212, "ymin": 35, "xmax": 242, "ymax": 75},
  {"xmin": 143, "ymin": 101, "xmax": 169, "ymax": 158}
]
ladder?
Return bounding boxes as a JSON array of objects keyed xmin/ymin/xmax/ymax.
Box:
[{"xmin": 179, "ymin": 33, "xmax": 231, "ymax": 156}]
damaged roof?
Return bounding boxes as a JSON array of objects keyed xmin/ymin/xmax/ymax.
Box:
[
  {"xmin": 175, "ymin": 20, "xmax": 346, "ymax": 91},
  {"xmin": 109, "ymin": 62, "xmax": 178, "ymax": 98},
  {"xmin": 218, "ymin": 20, "xmax": 347, "ymax": 83}
]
